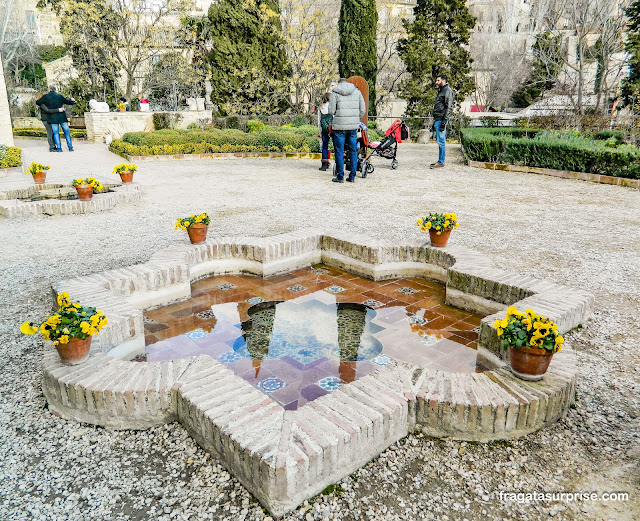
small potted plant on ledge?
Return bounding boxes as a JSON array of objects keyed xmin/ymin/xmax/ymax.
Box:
[
  {"xmin": 416, "ymin": 212, "xmax": 459, "ymax": 247},
  {"xmin": 113, "ymin": 163, "xmax": 137, "ymax": 183},
  {"xmin": 21, "ymin": 292, "xmax": 108, "ymax": 365},
  {"xmin": 175, "ymin": 212, "xmax": 210, "ymax": 244},
  {"xmin": 71, "ymin": 177, "xmax": 103, "ymax": 200},
  {"xmin": 117, "ymin": 101, "xmax": 127, "ymax": 112},
  {"xmin": 26, "ymin": 162, "xmax": 50, "ymax": 184},
  {"xmin": 494, "ymin": 306, "xmax": 564, "ymax": 381}
]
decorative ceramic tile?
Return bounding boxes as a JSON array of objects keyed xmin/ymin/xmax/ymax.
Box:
[
  {"xmin": 310, "ymin": 268, "xmax": 330, "ymax": 275},
  {"xmin": 196, "ymin": 310, "xmax": 216, "ymax": 320},
  {"xmin": 372, "ymin": 355, "xmax": 393, "ymax": 366},
  {"xmin": 324, "ymin": 285, "xmax": 346, "ymax": 294},
  {"xmin": 363, "ymin": 299, "xmax": 384, "ymax": 308},
  {"xmin": 420, "ymin": 335, "xmax": 441, "ymax": 347},
  {"xmin": 257, "ymin": 377, "xmax": 287, "ymax": 393},
  {"xmin": 217, "ymin": 283, "xmax": 237, "ymax": 291},
  {"xmin": 317, "ymin": 376, "xmax": 344, "ymax": 392},
  {"xmin": 287, "ymin": 285, "xmax": 307, "ymax": 293},
  {"xmin": 219, "ymin": 351, "xmax": 244, "ymax": 364},
  {"xmin": 142, "ymin": 316, "xmax": 155, "ymax": 324},
  {"xmin": 246, "ymin": 297, "xmax": 265, "ymax": 305},
  {"xmin": 397, "ymin": 287, "xmax": 419, "ymax": 295},
  {"xmin": 408, "ymin": 316, "xmax": 427, "ymax": 326},
  {"xmin": 183, "ymin": 328, "xmax": 212, "ymax": 339}
]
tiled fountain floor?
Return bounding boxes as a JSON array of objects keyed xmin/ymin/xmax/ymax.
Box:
[{"xmin": 141, "ymin": 264, "xmax": 485, "ymax": 410}]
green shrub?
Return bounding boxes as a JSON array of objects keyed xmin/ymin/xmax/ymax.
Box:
[
  {"xmin": 460, "ymin": 127, "xmax": 640, "ymax": 179},
  {"xmin": 153, "ymin": 112, "xmax": 183, "ymax": 130},
  {"xmin": 0, "ymin": 145, "xmax": 22, "ymax": 168},
  {"xmin": 13, "ymin": 127, "xmax": 87, "ymax": 138},
  {"xmin": 247, "ymin": 120, "xmax": 265, "ymax": 133}
]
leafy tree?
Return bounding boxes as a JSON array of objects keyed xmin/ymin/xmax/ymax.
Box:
[
  {"xmin": 397, "ymin": 0, "xmax": 475, "ymax": 117},
  {"xmin": 144, "ymin": 52, "xmax": 203, "ymax": 110},
  {"xmin": 623, "ymin": 0, "xmax": 640, "ymax": 109},
  {"xmin": 206, "ymin": 0, "xmax": 291, "ymax": 115},
  {"xmin": 338, "ymin": 0, "xmax": 377, "ymax": 115},
  {"xmin": 511, "ymin": 32, "xmax": 563, "ymax": 108}
]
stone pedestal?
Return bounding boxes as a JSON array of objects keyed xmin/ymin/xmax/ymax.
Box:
[{"xmin": 0, "ymin": 52, "xmax": 15, "ymax": 147}]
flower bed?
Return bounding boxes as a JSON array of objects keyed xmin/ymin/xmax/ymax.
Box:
[
  {"xmin": 0, "ymin": 145, "xmax": 22, "ymax": 169},
  {"xmin": 13, "ymin": 127, "xmax": 87, "ymax": 138},
  {"xmin": 460, "ymin": 127, "xmax": 640, "ymax": 179}
]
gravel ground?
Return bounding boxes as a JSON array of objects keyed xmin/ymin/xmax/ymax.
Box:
[{"xmin": 1, "ymin": 138, "xmax": 638, "ymax": 521}]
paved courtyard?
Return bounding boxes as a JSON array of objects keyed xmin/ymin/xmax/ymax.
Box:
[{"xmin": 1, "ymin": 138, "xmax": 639, "ymax": 520}]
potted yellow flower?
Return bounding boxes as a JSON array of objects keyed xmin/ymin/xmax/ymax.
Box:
[
  {"xmin": 175, "ymin": 212, "xmax": 210, "ymax": 244},
  {"xmin": 26, "ymin": 162, "xmax": 50, "ymax": 184},
  {"xmin": 416, "ymin": 212, "xmax": 460, "ymax": 247},
  {"xmin": 71, "ymin": 177, "xmax": 103, "ymax": 200},
  {"xmin": 116, "ymin": 101, "xmax": 127, "ymax": 113},
  {"xmin": 494, "ymin": 306, "xmax": 564, "ymax": 381},
  {"xmin": 113, "ymin": 163, "xmax": 137, "ymax": 183},
  {"xmin": 21, "ymin": 292, "xmax": 108, "ymax": 365}
]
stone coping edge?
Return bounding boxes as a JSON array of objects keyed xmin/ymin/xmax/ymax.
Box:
[
  {"xmin": 0, "ymin": 183, "xmax": 142, "ymax": 218},
  {"xmin": 112, "ymin": 150, "xmax": 322, "ymax": 162},
  {"xmin": 468, "ymin": 160, "xmax": 640, "ymax": 189},
  {"xmin": 0, "ymin": 166, "xmax": 24, "ymax": 176},
  {"xmin": 43, "ymin": 230, "xmax": 592, "ymax": 516}
]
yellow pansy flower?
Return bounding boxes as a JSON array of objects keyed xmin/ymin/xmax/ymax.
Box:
[
  {"xmin": 57, "ymin": 292, "xmax": 70, "ymax": 307},
  {"xmin": 425, "ymin": 222, "xmax": 432, "ymax": 229},
  {"xmin": 58, "ymin": 335, "xmax": 69, "ymax": 344},
  {"xmin": 80, "ymin": 322, "xmax": 91, "ymax": 334},
  {"xmin": 20, "ymin": 321, "xmax": 38, "ymax": 335}
]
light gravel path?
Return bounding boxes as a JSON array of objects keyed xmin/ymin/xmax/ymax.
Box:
[{"xmin": 1, "ymin": 138, "xmax": 638, "ymax": 521}]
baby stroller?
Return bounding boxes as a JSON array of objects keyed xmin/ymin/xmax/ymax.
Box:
[{"xmin": 357, "ymin": 116, "xmax": 410, "ymax": 177}]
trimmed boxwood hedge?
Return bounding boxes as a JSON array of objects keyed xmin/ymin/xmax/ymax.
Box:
[
  {"xmin": 13, "ymin": 127, "xmax": 87, "ymax": 138},
  {"xmin": 0, "ymin": 146, "xmax": 22, "ymax": 168},
  {"xmin": 460, "ymin": 127, "xmax": 640, "ymax": 179}
]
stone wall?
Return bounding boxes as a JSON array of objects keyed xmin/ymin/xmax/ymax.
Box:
[
  {"xmin": 12, "ymin": 117, "xmax": 46, "ymax": 130},
  {"xmin": 85, "ymin": 111, "xmax": 213, "ymax": 144}
]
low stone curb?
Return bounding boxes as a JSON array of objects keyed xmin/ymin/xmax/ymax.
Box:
[
  {"xmin": 111, "ymin": 150, "xmax": 322, "ymax": 162},
  {"xmin": 0, "ymin": 165, "xmax": 24, "ymax": 177},
  {"xmin": 0, "ymin": 183, "xmax": 142, "ymax": 218},
  {"xmin": 468, "ymin": 160, "xmax": 640, "ymax": 189},
  {"xmin": 43, "ymin": 230, "xmax": 593, "ymax": 516}
]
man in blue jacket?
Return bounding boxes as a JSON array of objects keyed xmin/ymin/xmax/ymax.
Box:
[
  {"xmin": 328, "ymin": 79, "xmax": 366, "ymax": 183},
  {"xmin": 430, "ymin": 75, "xmax": 454, "ymax": 168},
  {"xmin": 36, "ymin": 86, "xmax": 76, "ymax": 152}
]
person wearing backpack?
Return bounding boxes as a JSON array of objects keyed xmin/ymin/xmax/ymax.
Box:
[{"xmin": 317, "ymin": 92, "xmax": 332, "ymax": 171}]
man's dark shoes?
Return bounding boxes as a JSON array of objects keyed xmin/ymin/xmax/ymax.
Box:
[
  {"xmin": 430, "ymin": 162, "xmax": 444, "ymax": 168},
  {"xmin": 319, "ymin": 163, "xmax": 329, "ymax": 171},
  {"xmin": 331, "ymin": 176, "xmax": 344, "ymax": 183},
  {"xmin": 69, "ymin": 148, "xmax": 74, "ymax": 152},
  {"xmin": 346, "ymin": 175, "xmax": 355, "ymax": 183}
]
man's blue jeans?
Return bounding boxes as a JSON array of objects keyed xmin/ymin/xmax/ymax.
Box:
[
  {"xmin": 434, "ymin": 120, "xmax": 446, "ymax": 164},
  {"xmin": 50, "ymin": 121, "xmax": 73, "ymax": 151},
  {"xmin": 332, "ymin": 129, "xmax": 357, "ymax": 179}
]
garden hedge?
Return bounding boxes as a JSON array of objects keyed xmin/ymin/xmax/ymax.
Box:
[
  {"xmin": 0, "ymin": 146, "xmax": 22, "ymax": 168},
  {"xmin": 13, "ymin": 128, "xmax": 87, "ymax": 138},
  {"xmin": 460, "ymin": 127, "xmax": 640, "ymax": 179}
]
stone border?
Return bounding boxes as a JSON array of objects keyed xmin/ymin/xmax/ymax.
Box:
[
  {"xmin": 0, "ymin": 183, "xmax": 142, "ymax": 218},
  {"xmin": 468, "ymin": 160, "xmax": 640, "ymax": 189},
  {"xmin": 111, "ymin": 149, "xmax": 322, "ymax": 162},
  {"xmin": 0, "ymin": 165, "xmax": 23, "ymax": 177},
  {"xmin": 43, "ymin": 230, "xmax": 593, "ymax": 516}
]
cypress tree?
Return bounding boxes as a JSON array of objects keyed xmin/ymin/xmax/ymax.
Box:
[
  {"xmin": 338, "ymin": 0, "xmax": 378, "ymax": 115},
  {"xmin": 622, "ymin": 0, "xmax": 640, "ymax": 108},
  {"xmin": 206, "ymin": 0, "xmax": 290, "ymax": 114},
  {"xmin": 397, "ymin": 0, "xmax": 475, "ymax": 117}
]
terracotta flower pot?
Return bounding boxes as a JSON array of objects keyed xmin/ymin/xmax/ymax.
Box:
[
  {"xmin": 429, "ymin": 228, "xmax": 452, "ymax": 247},
  {"xmin": 55, "ymin": 336, "xmax": 91, "ymax": 365},
  {"xmin": 32, "ymin": 171, "xmax": 46, "ymax": 184},
  {"xmin": 119, "ymin": 171, "xmax": 134, "ymax": 183},
  {"xmin": 75, "ymin": 184, "xmax": 93, "ymax": 200},
  {"xmin": 119, "ymin": 108, "xmax": 126, "ymax": 112},
  {"xmin": 509, "ymin": 346, "xmax": 554, "ymax": 381},
  {"xmin": 187, "ymin": 223, "xmax": 208, "ymax": 244}
]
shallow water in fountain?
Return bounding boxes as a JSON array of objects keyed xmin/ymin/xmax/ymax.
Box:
[{"xmin": 140, "ymin": 265, "xmax": 488, "ymax": 410}]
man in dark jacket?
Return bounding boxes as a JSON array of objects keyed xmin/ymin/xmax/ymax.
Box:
[
  {"xmin": 35, "ymin": 92, "xmax": 62, "ymax": 152},
  {"xmin": 430, "ymin": 75, "xmax": 454, "ymax": 168},
  {"xmin": 36, "ymin": 86, "xmax": 76, "ymax": 152},
  {"xmin": 328, "ymin": 78, "xmax": 366, "ymax": 183}
]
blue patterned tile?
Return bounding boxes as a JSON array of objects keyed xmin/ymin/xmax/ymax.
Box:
[
  {"xmin": 196, "ymin": 309, "xmax": 216, "ymax": 320},
  {"xmin": 287, "ymin": 285, "xmax": 307, "ymax": 292},
  {"xmin": 372, "ymin": 355, "xmax": 392, "ymax": 366},
  {"xmin": 257, "ymin": 377, "xmax": 287, "ymax": 393},
  {"xmin": 217, "ymin": 283, "xmax": 237, "ymax": 290},
  {"xmin": 183, "ymin": 328, "xmax": 212, "ymax": 339},
  {"xmin": 324, "ymin": 285, "xmax": 346, "ymax": 294},
  {"xmin": 317, "ymin": 376, "xmax": 344, "ymax": 392},
  {"xmin": 397, "ymin": 287, "xmax": 419, "ymax": 295},
  {"xmin": 409, "ymin": 315, "xmax": 427, "ymax": 326},
  {"xmin": 363, "ymin": 299, "xmax": 384, "ymax": 308},
  {"xmin": 219, "ymin": 351, "xmax": 243, "ymax": 364},
  {"xmin": 246, "ymin": 296, "xmax": 265, "ymax": 305}
]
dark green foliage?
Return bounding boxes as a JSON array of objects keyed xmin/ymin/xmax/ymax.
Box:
[
  {"xmin": 206, "ymin": 0, "xmax": 290, "ymax": 115},
  {"xmin": 38, "ymin": 45, "xmax": 68, "ymax": 63},
  {"xmin": 338, "ymin": 0, "xmax": 378, "ymax": 115},
  {"xmin": 622, "ymin": 0, "xmax": 640, "ymax": 108},
  {"xmin": 397, "ymin": 0, "xmax": 475, "ymax": 117},
  {"xmin": 13, "ymin": 128, "xmax": 87, "ymax": 138},
  {"xmin": 152, "ymin": 113, "xmax": 184, "ymax": 131},
  {"xmin": 511, "ymin": 33, "xmax": 563, "ymax": 108},
  {"xmin": 460, "ymin": 128, "xmax": 640, "ymax": 178}
]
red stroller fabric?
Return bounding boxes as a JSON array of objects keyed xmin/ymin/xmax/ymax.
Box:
[{"xmin": 385, "ymin": 120, "xmax": 403, "ymax": 143}]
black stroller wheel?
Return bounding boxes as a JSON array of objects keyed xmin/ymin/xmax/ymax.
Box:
[
  {"xmin": 366, "ymin": 163, "xmax": 374, "ymax": 174},
  {"xmin": 391, "ymin": 160, "xmax": 398, "ymax": 170}
]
